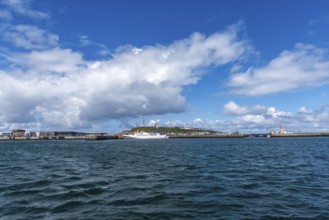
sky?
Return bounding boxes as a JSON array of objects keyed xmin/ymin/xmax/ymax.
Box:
[{"xmin": 1, "ymin": 0, "xmax": 329, "ymax": 134}]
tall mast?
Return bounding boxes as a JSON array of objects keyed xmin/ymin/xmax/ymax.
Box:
[{"xmin": 142, "ymin": 107, "xmax": 145, "ymax": 127}]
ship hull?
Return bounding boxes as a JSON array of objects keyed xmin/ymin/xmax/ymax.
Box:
[{"xmin": 123, "ymin": 133, "xmax": 168, "ymax": 139}]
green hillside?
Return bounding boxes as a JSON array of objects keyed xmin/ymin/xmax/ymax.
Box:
[{"xmin": 129, "ymin": 127, "xmax": 216, "ymax": 134}]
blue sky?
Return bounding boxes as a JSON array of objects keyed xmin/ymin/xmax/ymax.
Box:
[{"xmin": 1, "ymin": 0, "xmax": 329, "ymax": 133}]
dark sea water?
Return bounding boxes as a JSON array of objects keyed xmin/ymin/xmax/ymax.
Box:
[{"xmin": 1, "ymin": 138, "xmax": 329, "ymax": 219}]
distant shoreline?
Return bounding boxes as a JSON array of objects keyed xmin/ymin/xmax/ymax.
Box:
[{"xmin": 1, "ymin": 132, "xmax": 329, "ymax": 141}]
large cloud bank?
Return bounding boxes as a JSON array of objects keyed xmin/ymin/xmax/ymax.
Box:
[{"xmin": 0, "ymin": 23, "xmax": 249, "ymax": 130}]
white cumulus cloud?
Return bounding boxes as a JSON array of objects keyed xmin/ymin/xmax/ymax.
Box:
[
  {"xmin": 11, "ymin": 48, "xmax": 84, "ymax": 74},
  {"xmin": 224, "ymin": 101, "xmax": 267, "ymax": 115},
  {"xmin": 227, "ymin": 43, "xmax": 329, "ymax": 96},
  {"xmin": 165, "ymin": 103, "xmax": 329, "ymax": 133}
]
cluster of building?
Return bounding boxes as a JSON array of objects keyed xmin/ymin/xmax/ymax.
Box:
[{"xmin": 0, "ymin": 129, "xmax": 109, "ymax": 140}]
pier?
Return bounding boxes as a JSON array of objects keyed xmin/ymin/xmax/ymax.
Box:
[
  {"xmin": 269, "ymin": 132, "xmax": 329, "ymax": 138},
  {"xmin": 168, "ymin": 133, "xmax": 245, "ymax": 138}
]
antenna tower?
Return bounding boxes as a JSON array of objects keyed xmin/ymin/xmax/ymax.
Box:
[{"xmin": 142, "ymin": 107, "xmax": 145, "ymax": 127}]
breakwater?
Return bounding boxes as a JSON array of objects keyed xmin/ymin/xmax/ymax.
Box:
[
  {"xmin": 169, "ymin": 132, "xmax": 329, "ymax": 138},
  {"xmin": 270, "ymin": 132, "xmax": 329, "ymax": 138},
  {"xmin": 169, "ymin": 133, "xmax": 245, "ymax": 138}
]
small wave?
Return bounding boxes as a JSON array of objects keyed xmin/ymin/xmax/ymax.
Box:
[
  {"xmin": 7, "ymin": 179, "xmax": 51, "ymax": 191},
  {"xmin": 83, "ymin": 187, "xmax": 107, "ymax": 195},
  {"xmin": 51, "ymin": 200, "xmax": 86, "ymax": 213},
  {"xmin": 4, "ymin": 189, "xmax": 43, "ymax": 197},
  {"xmin": 108, "ymin": 194, "xmax": 166, "ymax": 206}
]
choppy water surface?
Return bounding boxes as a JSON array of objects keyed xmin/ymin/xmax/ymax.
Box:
[{"xmin": 1, "ymin": 138, "xmax": 329, "ymax": 219}]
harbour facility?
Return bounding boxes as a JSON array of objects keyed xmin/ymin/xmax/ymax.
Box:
[
  {"xmin": 2, "ymin": 127, "xmax": 329, "ymax": 141},
  {"xmin": 0, "ymin": 129, "xmax": 116, "ymax": 140}
]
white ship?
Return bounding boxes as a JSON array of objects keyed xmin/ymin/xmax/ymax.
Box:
[
  {"xmin": 124, "ymin": 106, "xmax": 168, "ymax": 139},
  {"xmin": 123, "ymin": 132, "xmax": 168, "ymax": 139}
]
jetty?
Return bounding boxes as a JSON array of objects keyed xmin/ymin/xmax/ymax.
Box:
[
  {"xmin": 168, "ymin": 133, "xmax": 245, "ymax": 138},
  {"xmin": 267, "ymin": 125, "xmax": 329, "ymax": 138},
  {"xmin": 269, "ymin": 132, "xmax": 329, "ymax": 138}
]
